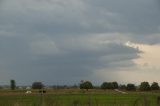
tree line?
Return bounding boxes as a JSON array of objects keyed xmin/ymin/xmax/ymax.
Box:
[
  {"xmin": 80, "ymin": 81, "xmax": 159, "ymax": 91},
  {"xmin": 8, "ymin": 80, "xmax": 160, "ymax": 91}
]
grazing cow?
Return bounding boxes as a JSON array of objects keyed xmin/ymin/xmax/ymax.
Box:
[
  {"xmin": 39, "ymin": 90, "xmax": 46, "ymax": 94},
  {"xmin": 43, "ymin": 90, "xmax": 46, "ymax": 93}
]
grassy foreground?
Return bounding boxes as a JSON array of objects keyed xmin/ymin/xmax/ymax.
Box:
[{"xmin": 0, "ymin": 89, "xmax": 160, "ymax": 106}]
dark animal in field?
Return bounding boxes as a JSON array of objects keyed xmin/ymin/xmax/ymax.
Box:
[{"xmin": 39, "ymin": 90, "xmax": 46, "ymax": 94}]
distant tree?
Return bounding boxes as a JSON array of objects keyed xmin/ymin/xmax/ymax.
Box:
[
  {"xmin": 80, "ymin": 81, "xmax": 93, "ymax": 91},
  {"xmin": 10, "ymin": 80, "xmax": 16, "ymax": 90},
  {"xmin": 112, "ymin": 82, "xmax": 118, "ymax": 89},
  {"xmin": 151, "ymin": 82, "xmax": 159, "ymax": 90},
  {"xmin": 119, "ymin": 84, "xmax": 127, "ymax": 90},
  {"xmin": 126, "ymin": 83, "xmax": 136, "ymax": 91},
  {"xmin": 101, "ymin": 82, "xmax": 109, "ymax": 90},
  {"xmin": 101, "ymin": 82, "xmax": 118, "ymax": 90},
  {"xmin": 106, "ymin": 82, "xmax": 114, "ymax": 89},
  {"xmin": 139, "ymin": 82, "xmax": 150, "ymax": 91},
  {"xmin": 32, "ymin": 82, "xmax": 44, "ymax": 89}
]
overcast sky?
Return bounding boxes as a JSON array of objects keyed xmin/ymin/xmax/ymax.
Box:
[{"xmin": 0, "ymin": 0, "xmax": 160, "ymax": 85}]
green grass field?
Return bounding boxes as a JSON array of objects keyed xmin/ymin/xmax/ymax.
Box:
[{"xmin": 0, "ymin": 89, "xmax": 160, "ymax": 106}]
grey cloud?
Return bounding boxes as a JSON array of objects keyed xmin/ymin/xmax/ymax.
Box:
[
  {"xmin": 1, "ymin": 0, "xmax": 160, "ymax": 35},
  {"xmin": 0, "ymin": 35, "xmax": 140, "ymax": 84},
  {"xmin": 0, "ymin": 0, "xmax": 159, "ymax": 84},
  {"xmin": 1, "ymin": 0, "xmax": 160, "ymax": 44}
]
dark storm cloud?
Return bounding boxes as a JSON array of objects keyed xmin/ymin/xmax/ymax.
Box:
[
  {"xmin": 0, "ymin": 33, "xmax": 140, "ymax": 84},
  {"xmin": 0, "ymin": 37, "xmax": 140, "ymax": 84},
  {"xmin": 85, "ymin": 0, "xmax": 160, "ymax": 44},
  {"xmin": 88, "ymin": 0, "xmax": 160, "ymax": 32},
  {"xmin": 0, "ymin": 0, "xmax": 159, "ymax": 84},
  {"xmin": 1, "ymin": 0, "xmax": 160, "ymax": 37}
]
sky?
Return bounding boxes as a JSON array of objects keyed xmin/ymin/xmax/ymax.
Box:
[{"xmin": 0, "ymin": 0, "xmax": 160, "ymax": 85}]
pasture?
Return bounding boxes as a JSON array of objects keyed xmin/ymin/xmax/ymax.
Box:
[{"xmin": 0, "ymin": 89, "xmax": 159, "ymax": 106}]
